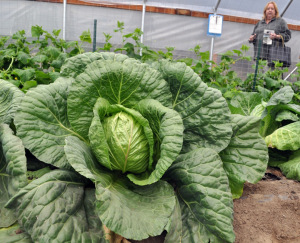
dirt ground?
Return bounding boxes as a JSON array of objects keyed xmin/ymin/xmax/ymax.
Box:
[{"xmin": 233, "ymin": 167, "xmax": 300, "ymax": 243}]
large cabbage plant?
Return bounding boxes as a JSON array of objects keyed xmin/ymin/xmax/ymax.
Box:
[{"xmin": 0, "ymin": 52, "xmax": 268, "ymax": 243}]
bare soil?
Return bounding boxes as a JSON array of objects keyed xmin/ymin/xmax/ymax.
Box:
[{"xmin": 233, "ymin": 167, "xmax": 300, "ymax": 243}]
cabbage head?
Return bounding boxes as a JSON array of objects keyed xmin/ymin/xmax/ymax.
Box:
[{"xmin": 101, "ymin": 111, "xmax": 151, "ymax": 173}]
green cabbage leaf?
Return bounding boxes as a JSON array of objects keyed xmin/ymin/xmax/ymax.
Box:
[
  {"xmin": 0, "ymin": 124, "xmax": 27, "ymax": 228},
  {"xmin": 0, "ymin": 79, "xmax": 24, "ymax": 124},
  {"xmin": 166, "ymin": 148, "xmax": 235, "ymax": 243},
  {"xmin": 5, "ymin": 170, "xmax": 106, "ymax": 243},
  {"xmin": 156, "ymin": 60, "xmax": 233, "ymax": 153},
  {"xmin": 220, "ymin": 114, "xmax": 269, "ymax": 198}
]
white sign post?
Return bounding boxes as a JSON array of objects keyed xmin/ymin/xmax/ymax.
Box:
[{"xmin": 207, "ymin": 14, "xmax": 223, "ymax": 67}]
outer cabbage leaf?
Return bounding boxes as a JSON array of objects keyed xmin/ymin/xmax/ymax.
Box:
[
  {"xmin": 5, "ymin": 170, "xmax": 106, "ymax": 243},
  {"xmin": 64, "ymin": 136, "xmax": 105, "ymax": 182},
  {"xmin": 0, "ymin": 79, "xmax": 24, "ymax": 124},
  {"xmin": 265, "ymin": 121, "xmax": 300, "ymax": 151},
  {"xmin": 250, "ymin": 101, "xmax": 267, "ymax": 118},
  {"xmin": 60, "ymin": 52, "xmax": 129, "ymax": 78},
  {"xmin": 257, "ymin": 86, "xmax": 271, "ymax": 100},
  {"xmin": 0, "ymin": 224, "xmax": 32, "ymax": 243},
  {"xmin": 179, "ymin": 198, "xmax": 226, "ymax": 243},
  {"xmin": 0, "ymin": 124, "xmax": 27, "ymax": 228},
  {"xmin": 262, "ymin": 86, "xmax": 294, "ymax": 108},
  {"xmin": 260, "ymin": 86, "xmax": 300, "ymax": 137},
  {"xmin": 128, "ymin": 99, "xmax": 183, "ymax": 185},
  {"xmin": 157, "ymin": 60, "xmax": 232, "ymax": 153},
  {"xmin": 64, "ymin": 135, "xmax": 176, "ymax": 241},
  {"xmin": 229, "ymin": 92, "xmax": 262, "ymax": 116},
  {"xmin": 275, "ymin": 110, "xmax": 299, "ymax": 122},
  {"xmin": 220, "ymin": 114, "xmax": 268, "ymax": 198},
  {"xmin": 67, "ymin": 54, "xmax": 172, "ymax": 140},
  {"xmin": 276, "ymin": 150, "xmax": 300, "ymax": 181},
  {"xmin": 166, "ymin": 148, "xmax": 235, "ymax": 243},
  {"xmin": 164, "ymin": 197, "xmax": 183, "ymax": 243},
  {"xmin": 88, "ymin": 98, "xmax": 112, "ymax": 172},
  {"xmin": 226, "ymin": 180, "xmax": 244, "ymax": 200},
  {"xmin": 14, "ymin": 77, "xmax": 84, "ymax": 169},
  {"xmin": 179, "ymin": 199, "xmax": 202, "ymax": 243},
  {"xmin": 95, "ymin": 174, "xmax": 175, "ymax": 241}
]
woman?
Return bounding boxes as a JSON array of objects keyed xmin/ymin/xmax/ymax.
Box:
[{"xmin": 248, "ymin": 1, "xmax": 291, "ymax": 65}]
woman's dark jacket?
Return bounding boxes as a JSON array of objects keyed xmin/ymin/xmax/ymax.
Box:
[{"xmin": 250, "ymin": 17, "xmax": 291, "ymax": 60}]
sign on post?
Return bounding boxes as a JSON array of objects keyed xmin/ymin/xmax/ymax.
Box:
[{"xmin": 207, "ymin": 14, "xmax": 223, "ymax": 37}]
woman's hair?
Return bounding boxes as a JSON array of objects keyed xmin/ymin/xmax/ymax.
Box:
[{"xmin": 263, "ymin": 1, "xmax": 280, "ymax": 19}]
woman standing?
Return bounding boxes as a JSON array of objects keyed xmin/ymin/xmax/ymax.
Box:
[{"xmin": 248, "ymin": 1, "xmax": 291, "ymax": 65}]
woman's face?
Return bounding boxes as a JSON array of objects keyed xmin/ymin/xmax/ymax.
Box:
[{"xmin": 265, "ymin": 3, "xmax": 276, "ymax": 20}]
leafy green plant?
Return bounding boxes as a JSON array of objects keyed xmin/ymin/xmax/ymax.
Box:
[
  {"xmin": 98, "ymin": 21, "xmax": 141, "ymax": 55},
  {"xmin": 0, "ymin": 26, "xmax": 92, "ymax": 92},
  {"xmin": 228, "ymin": 91, "xmax": 264, "ymax": 116},
  {"xmin": 178, "ymin": 45, "xmax": 253, "ymax": 101},
  {"xmin": 0, "ymin": 52, "xmax": 268, "ymax": 242},
  {"xmin": 257, "ymin": 86, "xmax": 300, "ymax": 137},
  {"xmin": 228, "ymin": 86, "xmax": 300, "ymax": 182},
  {"xmin": 188, "ymin": 44, "xmax": 212, "ymax": 75},
  {"xmin": 243, "ymin": 58, "xmax": 295, "ymax": 100},
  {"xmin": 261, "ymin": 87, "xmax": 300, "ymax": 181},
  {"xmin": 98, "ymin": 32, "xmax": 113, "ymax": 52},
  {"xmin": 98, "ymin": 21, "xmax": 177, "ymax": 62}
]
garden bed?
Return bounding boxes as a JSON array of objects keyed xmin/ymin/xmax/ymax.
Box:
[{"xmin": 233, "ymin": 167, "xmax": 300, "ymax": 243}]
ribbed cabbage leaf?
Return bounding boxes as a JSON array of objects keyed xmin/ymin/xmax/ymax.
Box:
[
  {"xmin": 221, "ymin": 114, "xmax": 268, "ymax": 198},
  {"xmin": 166, "ymin": 148, "xmax": 235, "ymax": 243},
  {"xmin": 5, "ymin": 170, "xmax": 106, "ymax": 243},
  {"xmin": 0, "ymin": 124, "xmax": 27, "ymax": 228},
  {"xmin": 14, "ymin": 77, "xmax": 81, "ymax": 169},
  {"xmin": 156, "ymin": 60, "xmax": 233, "ymax": 153},
  {"xmin": 0, "ymin": 79, "xmax": 24, "ymax": 124}
]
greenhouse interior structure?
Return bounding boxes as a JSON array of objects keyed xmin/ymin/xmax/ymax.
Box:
[
  {"xmin": 1, "ymin": 0, "xmax": 300, "ymax": 79},
  {"xmin": 1, "ymin": 1, "xmax": 300, "ymax": 243}
]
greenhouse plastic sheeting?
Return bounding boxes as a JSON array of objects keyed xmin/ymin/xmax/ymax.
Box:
[
  {"xmin": 0, "ymin": 0, "xmax": 299, "ymax": 64},
  {"xmin": 82, "ymin": 0, "xmax": 300, "ymax": 25}
]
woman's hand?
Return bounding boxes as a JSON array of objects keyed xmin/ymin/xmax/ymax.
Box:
[
  {"xmin": 269, "ymin": 33, "xmax": 280, "ymax": 39},
  {"xmin": 248, "ymin": 34, "xmax": 256, "ymax": 42}
]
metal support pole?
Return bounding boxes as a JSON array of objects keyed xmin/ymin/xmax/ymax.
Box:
[
  {"xmin": 281, "ymin": 0, "xmax": 293, "ymax": 17},
  {"xmin": 280, "ymin": 0, "xmax": 293, "ymax": 80},
  {"xmin": 209, "ymin": 0, "xmax": 222, "ymax": 67},
  {"xmin": 213, "ymin": 0, "xmax": 222, "ymax": 13},
  {"xmin": 209, "ymin": 37, "xmax": 215, "ymax": 65},
  {"xmin": 140, "ymin": 0, "xmax": 147, "ymax": 56},
  {"xmin": 93, "ymin": 19, "xmax": 97, "ymax": 52},
  {"xmin": 63, "ymin": 0, "xmax": 67, "ymax": 40},
  {"xmin": 284, "ymin": 66, "xmax": 298, "ymax": 80},
  {"xmin": 253, "ymin": 39, "xmax": 262, "ymax": 91}
]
